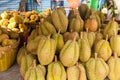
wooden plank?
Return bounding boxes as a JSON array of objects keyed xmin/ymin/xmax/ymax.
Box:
[{"xmin": 19, "ymin": 0, "xmax": 27, "ymax": 12}]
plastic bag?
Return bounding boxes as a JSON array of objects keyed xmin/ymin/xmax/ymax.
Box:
[
  {"xmin": 67, "ymin": 0, "xmax": 80, "ymax": 8},
  {"xmin": 114, "ymin": 0, "xmax": 120, "ymax": 20}
]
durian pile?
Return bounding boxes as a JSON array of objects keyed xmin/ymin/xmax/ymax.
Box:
[{"xmin": 4, "ymin": 4, "xmax": 120, "ymax": 80}]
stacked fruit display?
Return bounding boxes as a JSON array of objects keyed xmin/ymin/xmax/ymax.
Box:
[
  {"xmin": 16, "ymin": 4, "xmax": 120, "ymax": 80},
  {"xmin": 0, "ymin": 3, "xmax": 120, "ymax": 80}
]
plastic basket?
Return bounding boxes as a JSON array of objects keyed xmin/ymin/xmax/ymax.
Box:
[{"xmin": 0, "ymin": 39, "xmax": 19, "ymax": 72}]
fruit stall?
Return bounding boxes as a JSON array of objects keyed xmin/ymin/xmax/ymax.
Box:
[{"xmin": 0, "ymin": 0, "xmax": 120, "ymax": 80}]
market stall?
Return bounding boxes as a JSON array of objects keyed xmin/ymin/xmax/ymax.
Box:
[{"xmin": 0, "ymin": 0, "xmax": 120, "ymax": 80}]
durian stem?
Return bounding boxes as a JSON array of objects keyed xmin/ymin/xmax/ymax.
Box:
[
  {"xmin": 76, "ymin": 13, "xmax": 79, "ymax": 18},
  {"xmin": 95, "ymin": 53, "xmax": 97, "ymax": 60},
  {"xmin": 70, "ymin": 29, "xmax": 73, "ymax": 33},
  {"xmin": 112, "ymin": 17, "xmax": 115, "ymax": 22},
  {"xmin": 98, "ymin": 28, "xmax": 101, "ymax": 33},
  {"xmin": 36, "ymin": 25, "xmax": 39, "ymax": 29},
  {"xmin": 0, "ymin": 53, "xmax": 2, "ymax": 59},
  {"xmin": 33, "ymin": 59, "xmax": 36, "ymax": 68},
  {"xmin": 80, "ymin": 32, "xmax": 83, "ymax": 39},
  {"xmin": 36, "ymin": 25, "xmax": 39, "ymax": 35},
  {"xmin": 86, "ymin": 28, "xmax": 89, "ymax": 32},
  {"xmin": 24, "ymin": 49, "xmax": 27, "ymax": 55},
  {"xmin": 40, "ymin": 18, "xmax": 44, "ymax": 23},
  {"xmin": 73, "ymin": 9, "xmax": 76, "ymax": 15},
  {"xmin": 48, "ymin": 35, "xmax": 51, "ymax": 39},
  {"xmin": 58, "ymin": 29, "xmax": 61, "ymax": 34},
  {"xmin": 105, "ymin": 35, "xmax": 108, "ymax": 41},
  {"xmin": 54, "ymin": 6, "xmax": 57, "ymax": 10},
  {"xmin": 54, "ymin": 55, "xmax": 57, "ymax": 62},
  {"xmin": 114, "ymin": 53, "xmax": 118, "ymax": 59},
  {"xmin": 23, "ymin": 42, "xmax": 26, "ymax": 47},
  {"xmin": 75, "ymin": 62, "xmax": 79, "ymax": 67},
  {"xmin": 113, "ymin": 30, "xmax": 117, "ymax": 35},
  {"xmin": 76, "ymin": 62, "xmax": 81, "ymax": 80},
  {"xmin": 73, "ymin": 34, "xmax": 77, "ymax": 42}
]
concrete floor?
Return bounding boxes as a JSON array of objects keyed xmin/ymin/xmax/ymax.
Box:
[
  {"xmin": 0, "ymin": 64, "xmax": 110, "ymax": 80},
  {"xmin": 0, "ymin": 64, "xmax": 23, "ymax": 80}
]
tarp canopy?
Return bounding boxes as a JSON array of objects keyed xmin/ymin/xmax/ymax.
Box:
[{"xmin": 0, "ymin": 0, "xmax": 20, "ymax": 13}]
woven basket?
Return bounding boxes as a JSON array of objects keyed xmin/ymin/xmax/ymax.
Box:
[{"xmin": 0, "ymin": 39, "xmax": 19, "ymax": 72}]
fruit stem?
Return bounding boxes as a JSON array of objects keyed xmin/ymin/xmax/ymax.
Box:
[
  {"xmin": 95, "ymin": 53, "xmax": 97, "ymax": 60},
  {"xmin": 70, "ymin": 29, "xmax": 73, "ymax": 33},
  {"xmin": 76, "ymin": 62, "xmax": 81, "ymax": 80},
  {"xmin": 86, "ymin": 28, "xmax": 89, "ymax": 32},
  {"xmin": 73, "ymin": 33, "xmax": 77, "ymax": 41},
  {"xmin": 114, "ymin": 53, "xmax": 118, "ymax": 59},
  {"xmin": 54, "ymin": 6, "xmax": 57, "ymax": 10},
  {"xmin": 58, "ymin": 29, "xmax": 61, "ymax": 34},
  {"xmin": 105, "ymin": 35, "xmax": 108, "ymax": 41},
  {"xmin": 113, "ymin": 30, "xmax": 117, "ymax": 35},
  {"xmin": 54, "ymin": 55, "xmax": 57, "ymax": 62},
  {"xmin": 48, "ymin": 35, "xmax": 51, "ymax": 39},
  {"xmin": 40, "ymin": 18, "xmax": 44, "ymax": 23},
  {"xmin": 73, "ymin": 9, "xmax": 76, "ymax": 15},
  {"xmin": 76, "ymin": 13, "xmax": 79, "ymax": 18},
  {"xmin": 33, "ymin": 59, "xmax": 36, "ymax": 68},
  {"xmin": 80, "ymin": 32, "xmax": 83, "ymax": 39},
  {"xmin": 112, "ymin": 17, "xmax": 115, "ymax": 22},
  {"xmin": 36, "ymin": 25, "xmax": 39, "ymax": 35},
  {"xmin": 23, "ymin": 42, "xmax": 26, "ymax": 47},
  {"xmin": 24, "ymin": 49, "xmax": 27, "ymax": 55},
  {"xmin": 98, "ymin": 28, "xmax": 101, "ymax": 33},
  {"xmin": 0, "ymin": 53, "xmax": 2, "ymax": 59},
  {"xmin": 75, "ymin": 62, "xmax": 79, "ymax": 67}
]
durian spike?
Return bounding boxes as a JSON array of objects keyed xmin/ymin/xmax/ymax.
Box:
[
  {"xmin": 33, "ymin": 59, "xmax": 36, "ymax": 68},
  {"xmin": 95, "ymin": 53, "xmax": 97, "ymax": 60},
  {"xmin": 54, "ymin": 55, "xmax": 57, "ymax": 62},
  {"xmin": 58, "ymin": 29, "xmax": 61, "ymax": 34},
  {"xmin": 80, "ymin": 32, "xmax": 83, "ymax": 39},
  {"xmin": 114, "ymin": 53, "xmax": 118, "ymax": 59},
  {"xmin": 105, "ymin": 35, "xmax": 108, "ymax": 41}
]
